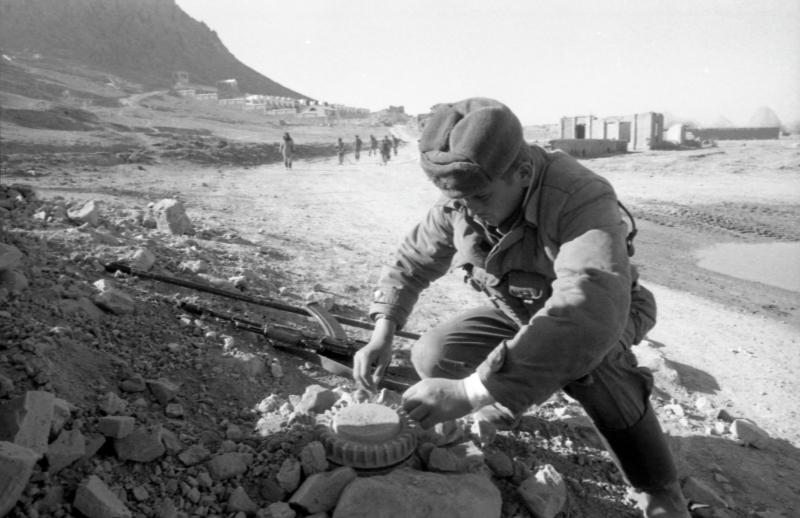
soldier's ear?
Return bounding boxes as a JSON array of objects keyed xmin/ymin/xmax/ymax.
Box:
[{"xmin": 517, "ymin": 163, "xmax": 533, "ymax": 182}]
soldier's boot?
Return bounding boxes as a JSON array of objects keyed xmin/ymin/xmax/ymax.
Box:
[{"xmin": 595, "ymin": 404, "xmax": 690, "ymax": 518}]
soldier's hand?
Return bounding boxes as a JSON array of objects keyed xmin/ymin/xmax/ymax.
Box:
[
  {"xmin": 402, "ymin": 378, "xmax": 473, "ymax": 429},
  {"xmin": 353, "ymin": 318, "xmax": 396, "ymax": 392}
]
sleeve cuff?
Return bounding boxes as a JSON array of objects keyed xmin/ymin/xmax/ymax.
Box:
[{"xmin": 463, "ymin": 372, "xmax": 495, "ymax": 411}]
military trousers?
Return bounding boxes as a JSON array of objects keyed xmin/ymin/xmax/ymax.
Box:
[{"xmin": 410, "ymin": 305, "xmax": 654, "ymax": 431}]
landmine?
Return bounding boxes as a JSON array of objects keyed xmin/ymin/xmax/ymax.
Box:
[{"xmin": 317, "ymin": 403, "xmax": 418, "ymax": 476}]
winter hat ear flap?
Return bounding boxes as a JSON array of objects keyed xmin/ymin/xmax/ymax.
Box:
[{"xmin": 419, "ymin": 98, "xmax": 524, "ymax": 198}]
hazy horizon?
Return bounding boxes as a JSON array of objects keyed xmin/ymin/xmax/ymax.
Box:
[{"xmin": 176, "ymin": 0, "xmax": 800, "ymax": 127}]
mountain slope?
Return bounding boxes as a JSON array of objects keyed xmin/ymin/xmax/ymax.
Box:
[{"xmin": 0, "ymin": 0, "xmax": 308, "ymax": 99}]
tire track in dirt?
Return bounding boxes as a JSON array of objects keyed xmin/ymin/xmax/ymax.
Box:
[{"xmin": 631, "ymin": 199, "xmax": 800, "ymax": 242}]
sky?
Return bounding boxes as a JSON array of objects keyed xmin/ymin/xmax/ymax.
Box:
[{"xmin": 176, "ymin": 0, "xmax": 800, "ymax": 127}]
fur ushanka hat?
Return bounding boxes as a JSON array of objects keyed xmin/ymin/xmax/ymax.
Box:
[{"xmin": 419, "ymin": 98, "xmax": 525, "ymax": 198}]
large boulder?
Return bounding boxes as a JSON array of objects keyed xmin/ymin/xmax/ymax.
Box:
[
  {"xmin": 0, "ymin": 442, "xmax": 39, "ymax": 517},
  {"xmin": 0, "ymin": 391, "xmax": 55, "ymax": 455},
  {"xmin": 332, "ymin": 469, "xmax": 501, "ymax": 518},
  {"xmin": 153, "ymin": 199, "xmax": 194, "ymax": 236}
]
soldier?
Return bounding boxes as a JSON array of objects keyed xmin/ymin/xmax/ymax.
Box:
[
  {"xmin": 369, "ymin": 134, "xmax": 379, "ymax": 156},
  {"xmin": 337, "ymin": 137, "xmax": 345, "ymax": 165},
  {"xmin": 353, "ymin": 135, "xmax": 363, "ymax": 162},
  {"xmin": 279, "ymin": 132, "xmax": 294, "ymax": 170},
  {"xmin": 353, "ymin": 98, "xmax": 690, "ymax": 518},
  {"xmin": 380, "ymin": 136, "xmax": 392, "ymax": 165},
  {"xmin": 392, "ymin": 135, "xmax": 400, "ymax": 156}
]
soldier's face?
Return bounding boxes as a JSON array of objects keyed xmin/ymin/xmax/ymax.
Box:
[{"xmin": 457, "ymin": 166, "xmax": 530, "ymax": 227}]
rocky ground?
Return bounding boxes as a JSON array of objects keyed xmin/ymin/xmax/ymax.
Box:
[
  {"xmin": 1, "ymin": 133, "xmax": 799, "ymax": 518},
  {"xmin": 1, "ymin": 53, "xmax": 799, "ymax": 517}
]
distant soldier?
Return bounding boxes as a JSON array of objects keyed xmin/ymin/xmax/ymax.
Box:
[
  {"xmin": 380, "ymin": 136, "xmax": 392, "ymax": 165},
  {"xmin": 279, "ymin": 132, "xmax": 294, "ymax": 170},
  {"xmin": 353, "ymin": 135, "xmax": 363, "ymax": 162},
  {"xmin": 337, "ymin": 138, "xmax": 346, "ymax": 165},
  {"xmin": 369, "ymin": 135, "xmax": 379, "ymax": 156},
  {"xmin": 392, "ymin": 135, "xmax": 400, "ymax": 156}
]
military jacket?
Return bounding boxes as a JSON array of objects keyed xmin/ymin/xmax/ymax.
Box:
[{"xmin": 370, "ymin": 145, "xmax": 657, "ymax": 412}]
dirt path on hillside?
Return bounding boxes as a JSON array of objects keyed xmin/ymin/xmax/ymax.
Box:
[{"xmin": 15, "ymin": 138, "xmax": 800, "ymax": 514}]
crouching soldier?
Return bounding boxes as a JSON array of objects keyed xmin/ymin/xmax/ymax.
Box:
[{"xmin": 353, "ymin": 98, "xmax": 690, "ymax": 517}]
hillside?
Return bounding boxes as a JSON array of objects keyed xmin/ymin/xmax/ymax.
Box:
[{"xmin": 0, "ymin": 0, "xmax": 307, "ymax": 98}]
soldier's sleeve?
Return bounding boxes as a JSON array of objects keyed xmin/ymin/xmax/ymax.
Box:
[
  {"xmin": 477, "ymin": 180, "xmax": 632, "ymax": 413},
  {"xmin": 369, "ymin": 207, "xmax": 457, "ymax": 329}
]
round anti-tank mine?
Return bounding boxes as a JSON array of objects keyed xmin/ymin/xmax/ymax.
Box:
[{"xmin": 317, "ymin": 402, "xmax": 418, "ymax": 476}]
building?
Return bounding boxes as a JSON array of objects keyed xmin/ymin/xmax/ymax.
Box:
[
  {"xmin": 297, "ymin": 105, "xmax": 338, "ymax": 123},
  {"xmin": 217, "ymin": 79, "xmax": 240, "ymax": 99},
  {"xmin": 196, "ymin": 92, "xmax": 218, "ymax": 102},
  {"xmin": 560, "ymin": 112, "xmax": 664, "ymax": 150},
  {"xmin": 173, "ymin": 71, "xmax": 189, "ymax": 84}
]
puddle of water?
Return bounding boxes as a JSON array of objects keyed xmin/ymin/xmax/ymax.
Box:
[{"xmin": 696, "ymin": 242, "xmax": 800, "ymax": 294}]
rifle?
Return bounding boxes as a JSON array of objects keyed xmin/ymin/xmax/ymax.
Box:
[{"xmin": 104, "ymin": 262, "xmax": 421, "ymax": 391}]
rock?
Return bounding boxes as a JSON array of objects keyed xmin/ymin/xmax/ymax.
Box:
[
  {"xmin": 68, "ymin": 200, "xmax": 100, "ymax": 227},
  {"xmin": 127, "ymin": 248, "xmax": 156, "ymax": 271},
  {"xmin": 196, "ymin": 273, "xmax": 236, "ymax": 291},
  {"xmin": 0, "ymin": 442, "xmax": 38, "ymax": 517},
  {"xmin": 94, "ymin": 279, "xmax": 115, "ymax": 292},
  {"xmin": 227, "ymin": 486, "xmax": 257, "ymax": 514},
  {"xmin": 731, "ymin": 419, "xmax": 770, "ymax": 449},
  {"xmin": 58, "ymin": 297, "xmax": 105, "ymax": 320},
  {"xmin": 226, "ymin": 425, "xmax": 243, "ymax": 442},
  {"xmin": 0, "ymin": 374, "xmax": 13, "ymax": 398},
  {"xmin": 418, "ymin": 419, "xmax": 464, "ymax": 447},
  {"xmin": 276, "ymin": 457, "xmax": 302, "ymax": 492},
  {"xmin": 471, "ymin": 419, "xmax": 497, "ymax": 447},
  {"xmin": 46, "ymin": 428, "xmax": 85, "ymax": 473},
  {"xmin": 98, "ymin": 416, "xmax": 136, "ymax": 439},
  {"xmin": 447, "ymin": 441, "xmax": 486, "ymax": 474},
  {"xmin": 207, "ymin": 452, "xmax": 248, "ymax": 480},
  {"xmin": 682, "ymin": 476, "xmax": 729, "ymax": 508},
  {"xmin": 153, "ymin": 199, "xmax": 194, "ymax": 235},
  {"xmin": 146, "ymin": 378, "xmax": 179, "ymax": 405},
  {"xmin": 0, "ymin": 270, "xmax": 28, "ymax": 293},
  {"xmin": 91, "ymin": 230, "xmax": 122, "ymax": 246},
  {"xmin": 0, "ymin": 390, "xmax": 55, "ymax": 455},
  {"xmin": 114, "ymin": 427, "xmax": 165, "ymax": 462},
  {"xmin": 165, "ymin": 404, "xmax": 184, "ymax": 418},
  {"xmin": 131, "ymin": 486, "xmax": 149, "ymax": 502},
  {"xmin": 74, "ymin": 475, "xmax": 132, "ymax": 518},
  {"xmin": 428, "ymin": 447, "xmax": 461, "ymax": 472},
  {"xmin": 81, "ymin": 435, "xmax": 107, "ymax": 462},
  {"xmin": 260, "ymin": 478, "xmax": 286, "ymax": 503},
  {"xmin": 256, "ymin": 414, "xmax": 288, "ymax": 437},
  {"xmin": 179, "ymin": 260, "xmax": 209, "ymax": 274},
  {"xmin": 0, "ymin": 243, "xmax": 23, "ymax": 272},
  {"xmin": 300, "ymin": 441, "xmax": 328, "ymax": 477},
  {"xmin": 265, "ymin": 502, "xmax": 296, "ymax": 518},
  {"xmin": 178, "ymin": 444, "xmax": 211, "ymax": 466},
  {"xmin": 94, "ymin": 289, "xmax": 135, "ymax": 315},
  {"xmin": 158, "ymin": 427, "xmax": 183, "ymax": 454},
  {"xmin": 518, "ymin": 464, "xmax": 567, "ymax": 518},
  {"xmin": 289, "ymin": 466, "xmax": 357, "ymax": 514},
  {"xmin": 295, "ymin": 385, "xmax": 339, "ymax": 414},
  {"xmin": 120, "ymin": 374, "xmax": 146, "ymax": 393},
  {"xmin": 486, "ymin": 451, "xmax": 514, "ymax": 478},
  {"xmin": 99, "ymin": 392, "xmax": 127, "ymax": 415},
  {"xmin": 37, "ymin": 484, "xmax": 65, "ymax": 514},
  {"xmin": 333, "ymin": 469, "xmax": 501, "ymax": 518}
]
